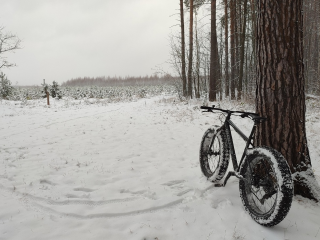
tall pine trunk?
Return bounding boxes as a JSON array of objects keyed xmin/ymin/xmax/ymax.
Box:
[
  {"xmin": 250, "ymin": 0, "xmax": 256, "ymax": 95},
  {"xmin": 180, "ymin": 0, "xmax": 187, "ymax": 97},
  {"xmin": 234, "ymin": 0, "xmax": 240, "ymax": 97},
  {"xmin": 209, "ymin": 0, "xmax": 219, "ymax": 101},
  {"xmin": 225, "ymin": 0, "xmax": 229, "ymax": 98},
  {"xmin": 238, "ymin": 0, "xmax": 247, "ymax": 100},
  {"xmin": 230, "ymin": 0, "xmax": 236, "ymax": 99},
  {"xmin": 219, "ymin": 22, "xmax": 223, "ymax": 100},
  {"xmin": 187, "ymin": 0, "xmax": 194, "ymax": 98},
  {"xmin": 255, "ymin": 0, "xmax": 320, "ymax": 201},
  {"xmin": 318, "ymin": 0, "xmax": 320, "ymax": 94},
  {"xmin": 195, "ymin": 10, "xmax": 201, "ymax": 98}
]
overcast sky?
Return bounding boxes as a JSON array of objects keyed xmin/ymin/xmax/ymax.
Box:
[{"xmin": 1, "ymin": 0, "xmax": 180, "ymax": 85}]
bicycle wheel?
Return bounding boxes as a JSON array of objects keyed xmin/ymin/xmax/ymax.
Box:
[
  {"xmin": 199, "ymin": 127, "xmax": 230, "ymax": 181},
  {"xmin": 239, "ymin": 146, "xmax": 293, "ymax": 227}
]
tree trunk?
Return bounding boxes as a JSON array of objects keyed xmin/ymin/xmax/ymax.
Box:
[
  {"xmin": 180, "ymin": 0, "xmax": 187, "ymax": 97},
  {"xmin": 209, "ymin": 0, "xmax": 219, "ymax": 101},
  {"xmin": 238, "ymin": 0, "xmax": 247, "ymax": 100},
  {"xmin": 234, "ymin": 0, "xmax": 240, "ymax": 97},
  {"xmin": 187, "ymin": 0, "xmax": 194, "ymax": 98},
  {"xmin": 251, "ymin": 0, "xmax": 256, "ymax": 60},
  {"xmin": 250, "ymin": 0, "xmax": 256, "ymax": 96},
  {"xmin": 318, "ymin": 0, "xmax": 320, "ymax": 94},
  {"xmin": 230, "ymin": 0, "xmax": 236, "ymax": 99},
  {"xmin": 219, "ymin": 23, "xmax": 223, "ymax": 100},
  {"xmin": 255, "ymin": 0, "xmax": 320, "ymax": 201},
  {"xmin": 195, "ymin": 10, "xmax": 201, "ymax": 98},
  {"xmin": 304, "ymin": 1, "xmax": 313, "ymax": 93},
  {"xmin": 224, "ymin": 0, "xmax": 229, "ymax": 99},
  {"xmin": 244, "ymin": 37, "xmax": 249, "ymax": 96}
]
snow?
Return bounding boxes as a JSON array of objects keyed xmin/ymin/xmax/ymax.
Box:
[
  {"xmin": 292, "ymin": 169, "xmax": 320, "ymax": 202},
  {"xmin": 0, "ymin": 96, "xmax": 320, "ymax": 240}
]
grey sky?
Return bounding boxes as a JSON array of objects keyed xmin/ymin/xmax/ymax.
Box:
[{"xmin": 1, "ymin": 0, "xmax": 178, "ymax": 85}]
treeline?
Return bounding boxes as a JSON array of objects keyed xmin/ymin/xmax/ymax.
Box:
[
  {"xmin": 61, "ymin": 75, "xmax": 178, "ymax": 87},
  {"xmin": 170, "ymin": 0, "xmax": 320, "ymax": 100}
]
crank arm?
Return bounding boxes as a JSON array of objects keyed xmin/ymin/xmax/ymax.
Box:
[{"xmin": 213, "ymin": 171, "xmax": 248, "ymax": 187}]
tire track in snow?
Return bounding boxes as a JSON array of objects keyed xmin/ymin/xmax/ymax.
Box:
[
  {"xmin": 31, "ymin": 199, "xmax": 184, "ymax": 219},
  {"xmin": 0, "ymin": 183, "xmax": 138, "ymax": 206},
  {"xmin": 0, "ymin": 181, "xmax": 215, "ymax": 219},
  {"xmin": 0, "ymin": 182, "xmax": 184, "ymax": 219},
  {"xmin": 23, "ymin": 193, "xmax": 139, "ymax": 206},
  {"xmin": 27, "ymin": 183, "xmax": 217, "ymax": 219}
]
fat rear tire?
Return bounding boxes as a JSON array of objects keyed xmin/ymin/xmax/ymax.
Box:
[{"xmin": 239, "ymin": 146, "xmax": 293, "ymax": 227}]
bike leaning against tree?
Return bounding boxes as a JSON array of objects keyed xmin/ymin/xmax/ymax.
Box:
[{"xmin": 199, "ymin": 105, "xmax": 293, "ymax": 227}]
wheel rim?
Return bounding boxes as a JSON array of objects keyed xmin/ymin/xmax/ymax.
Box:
[
  {"xmin": 244, "ymin": 157, "xmax": 278, "ymax": 216},
  {"xmin": 207, "ymin": 135, "xmax": 221, "ymax": 174}
]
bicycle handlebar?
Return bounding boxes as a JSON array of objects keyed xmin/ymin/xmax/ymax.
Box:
[
  {"xmin": 200, "ymin": 105, "xmax": 267, "ymax": 122},
  {"xmin": 200, "ymin": 106, "xmax": 213, "ymax": 111}
]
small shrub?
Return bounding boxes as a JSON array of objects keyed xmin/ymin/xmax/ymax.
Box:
[
  {"xmin": 0, "ymin": 72, "xmax": 14, "ymax": 99},
  {"xmin": 41, "ymin": 82, "xmax": 49, "ymax": 98},
  {"xmin": 50, "ymin": 81, "xmax": 62, "ymax": 99},
  {"xmin": 138, "ymin": 88, "xmax": 147, "ymax": 98}
]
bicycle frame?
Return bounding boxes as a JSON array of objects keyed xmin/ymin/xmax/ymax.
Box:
[{"xmin": 213, "ymin": 111, "xmax": 258, "ymax": 186}]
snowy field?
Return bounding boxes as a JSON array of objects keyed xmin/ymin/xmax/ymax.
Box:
[{"xmin": 0, "ymin": 96, "xmax": 319, "ymax": 240}]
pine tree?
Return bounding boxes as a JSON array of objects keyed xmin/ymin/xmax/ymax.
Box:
[
  {"xmin": 50, "ymin": 81, "xmax": 62, "ymax": 99},
  {"xmin": 0, "ymin": 72, "xmax": 14, "ymax": 99},
  {"xmin": 255, "ymin": 0, "xmax": 320, "ymax": 201}
]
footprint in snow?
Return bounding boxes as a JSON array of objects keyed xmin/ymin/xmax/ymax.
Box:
[
  {"xmin": 66, "ymin": 193, "xmax": 90, "ymax": 199},
  {"xmin": 176, "ymin": 189, "xmax": 192, "ymax": 196},
  {"xmin": 212, "ymin": 199, "xmax": 233, "ymax": 209},
  {"xmin": 120, "ymin": 189, "xmax": 157, "ymax": 200},
  {"xmin": 73, "ymin": 187, "xmax": 94, "ymax": 192},
  {"xmin": 40, "ymin": 179, "xmax": 56, "ymax": 186},
  {"xmin": 162, "ymin": 180, "xmax": 185, "ymax": 187}
]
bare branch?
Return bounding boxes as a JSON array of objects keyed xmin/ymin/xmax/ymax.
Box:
[{"xmin": 0, "ymin": 27, "xmax": 21, "ymax": 69}]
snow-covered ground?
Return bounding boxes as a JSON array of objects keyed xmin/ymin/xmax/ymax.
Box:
[{"xmin": 0, "ymin": 96, "xmax": 319, "ymax": 240}]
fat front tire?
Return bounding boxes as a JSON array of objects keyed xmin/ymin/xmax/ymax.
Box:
[
  {"xmin": 199, "ymin": 127, "xmax": 230, "ymax": 182},
  {"xmin": 239, "ymin": 146, "xmax": 293, "ymax": 227}
]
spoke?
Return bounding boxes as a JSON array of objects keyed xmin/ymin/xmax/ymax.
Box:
[
  {"xmin": 207, "ymin": 137, "xmax": 221, "ymax": 172},
  {"xmin": 252, "ymin": 194, "xmax": 261, "ymax": 209},
  {"xmin": 249, "ymin": 186, "xmax": 263, "ymax": 204},
  {"xmin": 248, "ymin": 158, "xmax": 278, "ymax": 213},
  {"xmin": 208, "ymin": 156, "xmax": 217, "ymax": 171}
]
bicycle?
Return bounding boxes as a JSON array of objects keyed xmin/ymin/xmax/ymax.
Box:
[{"xmin": 199, "ymin": 105, "xmax": 293, "ymax": 227}]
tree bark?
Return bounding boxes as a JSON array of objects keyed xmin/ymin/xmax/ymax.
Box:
[
  {"xmin": 318, "ymin": 0, "xmax": 320, "ymax": 94},
  {"xmin": 195, "ymin": 10, "xmax": 201, "ymax": 98},
  {"xmin": 209, "ymin": 0, "xmax": 219, "ymax": 101},
  {"xmin": 219, "ymin": 22, "xmax": 223, "ymax": 100},
  {"xmin": 255, "ymin": 0, "xmax": 319, "ymax": 201},
  {"xmin": 187, "ymin": 0, "xmax": 194, "ymax": 98},
  {"xmin": 304, "ymin": 1, "xmax": 313, "ymax": 93},
  {"xmin": 230, "ymin": 0, "xmax": 236, "ymax": 99},
  {"xmin": 234, "ymin": 0, "xmax": 240, "ymax": 96},
  {"xmin": 224, "ymin": 0, "xmax": 229, "ymax": 98},
  {"xmin": 238, "ymin": 0, "xmax": 248, "ymax": 100},
  {"xmin": 180, "ymin": 0, "xmax": 187, "ymax": 97},
  {"xmin": 250, "ymin": 0, "xmax": 256, "ymax": 95},
  {"xmin": 250, "ymin": 0, "xmax": 256, "ymax": 58}
]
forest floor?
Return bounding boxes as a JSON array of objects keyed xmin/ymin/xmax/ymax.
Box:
[{"xmin": 0, "ymin": 95, "xmax": 319, "ymax": 240}]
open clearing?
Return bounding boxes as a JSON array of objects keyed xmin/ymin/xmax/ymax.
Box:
[{"xmin": 0, "ymin": 96, "xmax": 319, "ymax": 240}]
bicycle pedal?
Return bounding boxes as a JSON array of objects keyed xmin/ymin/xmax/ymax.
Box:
[{"xmin": 214, "ymin": 183, "xmax": 224, "ymax": 187}]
